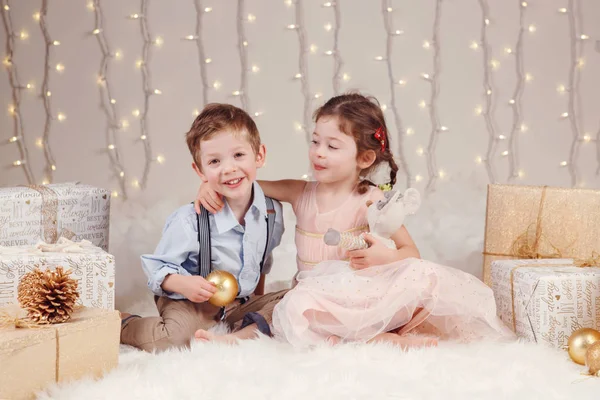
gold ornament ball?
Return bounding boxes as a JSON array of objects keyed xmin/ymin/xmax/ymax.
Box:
[
  {"xmin": 586, "ymin": 341, "xmax": 600, "ymax": 376},
  {"xmin": 206, "ymin": 270, "xmax": 238, "ymax": 307},
  {"xmin": 567, "ymin": 328, "xmax": 600, "ymax": 365}
]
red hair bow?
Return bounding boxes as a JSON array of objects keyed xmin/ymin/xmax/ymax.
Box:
[{"xmin": 374, "ymin": 127, "xmax": 386, "ymax": 152}]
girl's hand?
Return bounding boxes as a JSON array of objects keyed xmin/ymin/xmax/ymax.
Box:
[
  {"xmin": 194, "ymin": 184, "xmax": 224, "ymax": 214},
  {"xmin": 347, "ymin": 233, "xmax": 396, "ymax": 269}
]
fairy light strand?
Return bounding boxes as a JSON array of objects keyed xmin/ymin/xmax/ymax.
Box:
[
  {"xmin": 478, "ymin": 0, "xmax": 499, "ymax": 184},
  {"xmin": 331, "ymin": 1, "xmax": 343, "ymax": 94},
  {"xmin": 292, "ymin": 0, "xmax": 311, "ymax": 144},
  {"xmin": 92, "ymin": 0, "xmax": 127, "ymax": 199},
  {"xmin": 425, "ymin": 0, "xmax": 443, "ymax": 192},
  {"xmin": 136, "ymin": 0, "xmax": 157, "ymax": 189},
  {"xmin": 1, "ymin": 0, "xmax": 35, "ymax": 183},
  {"xmin": 381, "ymin": 0, "xmax": 411, "ymax": 188},
  {"xmin": 507, "ymin": 0, "xmax": 526, "ymax": 182},
  {"xmin": 39, "ymin": 0, "xmax": 58, "ymax": 183},
  {"xmin": 192, "ymin": 0, "xmax": 210, "ymax": 106},
  {"xmin": 236, "ymin": 0, "xmax": 250, "ymax": 110},
  {"xmin": 565, "ymin": 0, "xmax": 583, "ymax": 186}
]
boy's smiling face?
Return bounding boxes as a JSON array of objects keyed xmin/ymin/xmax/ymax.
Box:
[{"xmin": 193, "ymin": 129, "xmax": 265, "ymax": 202}]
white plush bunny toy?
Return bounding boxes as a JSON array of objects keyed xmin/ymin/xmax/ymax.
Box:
[{"xmin": 324, "ymin": 188, "xmax": 421, "ymax": 250}]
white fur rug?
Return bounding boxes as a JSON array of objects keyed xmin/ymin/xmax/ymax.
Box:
[{"xmin": 37, "ymin": 337, "xmax": 599, "ymax": 399}]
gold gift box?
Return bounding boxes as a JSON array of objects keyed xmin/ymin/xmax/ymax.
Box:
[
  {"xmin": 483, "ymin": 184, "xmax": 600, "ymax": 286},
  {"xmin": 0, "ymin": 307, "xmax": 120, "ymax": 400}
]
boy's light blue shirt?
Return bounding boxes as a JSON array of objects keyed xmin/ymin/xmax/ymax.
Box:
[{"xmin": 141, "ymin": 182, "xmax": 284, "ymax": 299}]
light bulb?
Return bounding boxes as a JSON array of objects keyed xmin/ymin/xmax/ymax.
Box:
[
  {"xmin": 33, "ymin": 12, "xmax": 41, "ymax": 21},
  {"xmin": 559, "ymin": 161, "xmax": 568, "ymax": 166},
  {"xmin": 92, "ymin": 28, "xmax": 101, "ymax": 35},
  {"xmin": 111, "ymin": 191, "xmax": 119, "ymax": 198},
  {"xmin": 251, "ymin": 65, "xmax": 260, "ymax": 73},
  {"xmin": 583, "ymin": 134, "xmax": 591, "ymax": 142},
  {"xmin": 342, "ymin": 73, "xmax": 351, "ymax": 81},
  {"xmin": 557, "ymin": 84, "xmax": 566, "ymax": 93},
  {"xmin": 108, "ymin": 144, "xmax": 115, "ymax": 150},
  {"xmin": 154, "ymin": 36, "xmax": 164, "ymax": 47},
  {"xmin": 294, "ymin": 73, "xmax": 302, "ymax": 79},
  {"xmin": 9, "ymin": 136, "xmax": 18, "ymax": 143},
  {"xmin": 57, "ymin": 113, "xmax": 66, "ymax": 121},
  {"xmin": 438, "ymin": 170, "xmax": 446, "ymax": 179},
  {"xmin": 558, "ymin": 8, "xmax": 567, "ymax": 13},
  {"xmin": 193, "ymin": 109, "xmax": 200, "ymax": 116},
  {"xmin": 470, "ymin": 41, "xmax": 479, "ymax": 50},
  {"xmin": 380, "ymin": 104, "xmax": 387, "ymax": 111},
  {"xmin": 205, "ymin": 58, "xmax": 212, "ymax": 64},
  {"xmin": 475, "ymin": 105, "xmax": 483, "ymax": 115},
  {"xmin": 520, "ymin": 124, "xmax": 528, "ymax": 132},
  {"xmin": 418, "ymin": 100, "xmax": 427, "ymax": 109},
  {"xmin": 415, "ymin": 175, "xmax": 423, "ymax": 183},
  {"xmin": 517, "ymin": 170, "xmax": 525, "ymax": 178},
  {"xmin": 406, "ymin": 128, "xmax": 414, "ymax": 136},
  {"xmin": 19, "ymin": 31, "xmax": 29, "ymax": 40},
  {"xmin": 51, "ymin": 164, "xmax": 56, "ymax": 171},
  {"xmin": 374, "ymin": 56, "xmax": 384, "ymax": 61},
  {"xmin": 498, "ymin": 134, "xmax": 506, "ymax": 140},
  {"xmin": 528, "ymin": 24, "xmax": 536, "ymax": 33},
  {"xmin": 55, "ymin": 63, "xmax": 65, "ymax": 72},
  {"xmin": 132, "ymin": 109, "xmax": 140, "ymax": 117},
  {"xmin": 475, "ymin": 156, "xmax": 483, "ymax": 164},
  {"xmin": 247, "ymin": 14, "xmax": 256, "ymax": 22},
  {"xmin": 52, "ymin": 40, "xmax": 60, "ymax": 46},
  {"xmin": 204, "ymin": 7, "xmax": 212, "ymax": 13},
  {"xmin": 310, "ymin": 44, "xmax": 318, "ymax": 53},
  {"xmin": 213, "ymin": 80, "xmax": 222, "ymax": 89},
  {"xmin": 422, "ymin": 40, "xmax": 431, "ymax": 49},
  {"xmin": 416, "ymin": 147, "xmax": 424, "ymax": 156},
  {"xmin": 560, "ymin": 112, "xmax": 569, "ymax": 118},
  {"xmin": 156, "ymin": 155, "xmax": 165, "ymax": 164},
  {"xmin": 501, "ymin": 150, "xmax": 509, "ymax": 156},
  {"xmin": 286, "ymin": 24, "xmax": 298, "ymax": 30},
  {"xmin": 324, "ymin": 23, "xmax": 332, "ymax": 31},
  {"xmin": 397, "ymin": 79, "xmax": 407, "ymax": 86},
  {"xmin": 153, "ymin": 89, "xmax": 162, "ymax": 95}
]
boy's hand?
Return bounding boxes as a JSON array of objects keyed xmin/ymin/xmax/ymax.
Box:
[
  {"xmin": 162, "ymin": 274, "xmax": 218, "ymax": 303},
  {"xmin": 347, "ymin": 233, "xmax": 395, "ymax": 270},
  {"xmin": 194, "ymin": 184, "xmax": 224, "ymax": 214}
]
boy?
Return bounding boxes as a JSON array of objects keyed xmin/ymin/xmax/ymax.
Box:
[{"xmin": 121, "ymin": 104, "xmax": 286, "ymax": 352}]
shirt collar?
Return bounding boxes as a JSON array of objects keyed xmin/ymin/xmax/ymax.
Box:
[{"xmin": 213, "ymin": 182, "xmax": 267, "ymax": 234}]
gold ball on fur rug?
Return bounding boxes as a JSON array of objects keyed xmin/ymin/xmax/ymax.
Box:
[
  {"xmin": 206, "ymin": 270, "xmax": 238, "ymax": 307},
  {"xmin": 567, "ymin": 328, "xmax": 600, "ymax": 365},
  {"xmin": 17, "ymin": 266, "xmax": 79, "ymax": 324},
  {"xmin": 586, "ymin": 341, "xmax": 600, "ymax": 376}
]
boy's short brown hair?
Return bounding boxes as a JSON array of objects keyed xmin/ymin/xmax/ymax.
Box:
[{"xmin": 185, "ymin": 103, "xmax": 261, "ymax": 167}]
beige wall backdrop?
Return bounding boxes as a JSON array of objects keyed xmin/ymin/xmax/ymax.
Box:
[{"xmin": 1, "ymin": 0, "xmax": 599, "ymax": 308}]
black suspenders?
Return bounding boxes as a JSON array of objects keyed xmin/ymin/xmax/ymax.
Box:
[{"xmin": 195, "ymin": 197, "xmax": 276, "ymax": 279}]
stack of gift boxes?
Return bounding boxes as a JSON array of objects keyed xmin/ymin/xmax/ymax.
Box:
[
  {"xmin": 484, "ymin": 184, "xmax": 600, "ymax": 349},
  {"xmin": 0, "ymin": 183, "xmax": 120, "ymax": 399}
]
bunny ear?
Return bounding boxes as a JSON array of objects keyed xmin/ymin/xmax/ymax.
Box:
[{"xmin": 402, "ymin": 188, "xmax": 421, "ymax": 214}]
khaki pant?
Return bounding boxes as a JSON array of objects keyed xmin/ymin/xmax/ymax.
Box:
[{"xmin": 121, "ymin": 289, "xmax": 289, "ymax": 352}]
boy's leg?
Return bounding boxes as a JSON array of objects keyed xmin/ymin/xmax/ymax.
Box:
[
  {"xmin": 121, "ymin": 296, "xmax": 221, "ymax": 352},
  {"xmin": 195, "ymin": 289, "xmax": 289, "ymax": 343}
]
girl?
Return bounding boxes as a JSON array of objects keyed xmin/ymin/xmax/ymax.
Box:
[{"xmin": 195, "ymin": 93, "xmax": 514, "ymax": 348}]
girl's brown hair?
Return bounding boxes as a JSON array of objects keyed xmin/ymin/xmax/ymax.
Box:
[{"xmin": 313, "ymin": 92, "xmax": 398, "ymax": 194}]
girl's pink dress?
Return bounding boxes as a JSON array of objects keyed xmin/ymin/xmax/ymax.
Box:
[{"xmin": 271, "ymin": 182, "xmax": 514, "ymax": 347}]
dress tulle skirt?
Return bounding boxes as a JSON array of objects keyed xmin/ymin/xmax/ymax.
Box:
[{"xmin": 272, "ymin": 258, "xmax": 515, "ymax": 347}]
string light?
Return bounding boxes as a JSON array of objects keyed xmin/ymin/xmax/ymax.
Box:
[
  {"xmin": 35, "ymin": 0, "xmax": 59, "ymax": 182},
  {"xmin": 1, "ymin": 0, "xmax": 35, "ymax": 183},
  {"xmin": 289, "ymin": 0, "xmax": 311, "ymax": 145},
  {"xmin": 237, "ymin": 0, "xmax": 251, "ymax": 111},
  {"xmin": 91, "ymin": 0, "xmax": 128, "ymax": 199},
  {"xmin": 180, "ymin": 0, "xmax": 211, "ymax": 107},
  {"xmin": 507, "ymin": 0, "xmax": 527, "ymax": 182},
  {"xmin": 563, "ymin": 0, "xmax": 585, "ymax": 186},
  {"xmin": 131, "ymin": 0, "xmax": 161, "ymax": 189},
  {"xmin": 477, "ymin": 0, "xmax": 499, "ymax": 184},
  {"xmin": 380, "ymin": 0, "xmax": 412, "ymax": 188},
  {"xmin": 327, "ymin": 1, "xmax": 343, "ymax": 94},
  {"xmin": 424, "ymin": 0, "xmax": 444, "ymax": 192}
]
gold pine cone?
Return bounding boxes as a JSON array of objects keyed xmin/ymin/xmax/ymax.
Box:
[{"xmin": 17, "ymin": 266, "xmax": 80, "ymax": 324}]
